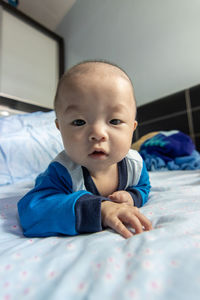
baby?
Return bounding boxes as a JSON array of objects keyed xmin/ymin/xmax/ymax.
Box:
[{"xmin": 18, "ymin": 60, "xmax": 152, "ymax": 239}]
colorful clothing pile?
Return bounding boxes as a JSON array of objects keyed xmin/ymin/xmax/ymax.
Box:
[{"xmin": 132, "ymin": 131, "xmax": 200, "ymax": 171}]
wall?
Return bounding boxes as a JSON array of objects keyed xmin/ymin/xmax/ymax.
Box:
[
  {"xmin": 56, "ymin": 0, "xmax": 200, "ymax": 106},
  {"xmin": 0, "ymin": 5, "xmax": 60, "ymax": 109}
]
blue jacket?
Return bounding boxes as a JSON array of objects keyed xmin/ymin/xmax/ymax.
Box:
[{"xmin": 18, "ymin": 149, "xmax": 150, "ymax": 237}]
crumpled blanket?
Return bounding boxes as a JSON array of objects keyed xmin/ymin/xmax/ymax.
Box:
[
  {"xmin": 132, "ymin": 131, "xmax": 200, "ymax": 171},
  {"xmin": 140, "ymin": 149, "xmax": 200, "ymax": 171}
]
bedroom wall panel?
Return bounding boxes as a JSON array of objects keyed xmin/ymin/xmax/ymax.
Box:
[
  {"xmin": 192, "ymin": 110, "xmax": 200, "ymax": 130},
  {"xmin": 135, "ymin": 84, "xmax": 200, "ymax": 151},
  {"xmin": 136, "ymin": 114, "xmax": 190, "ymax": 138},
  {"xmin": 0, "ymin": 1, "xmax": 64, "ymax": 110},
  {"xmin": 190, "ymin": 85, "xmax": 200, "ymax": 151},
  {"xmin": 196, "ymin": 137, "xmax": 200, "ymax": 151},
  {"xmin": 192, "ymin": 110, "xmax": 200, "ymax": 149},
  {"xmin": 190, "ymin": 85, "xmax": 200, "ymax": 108},
  {"xmin": 136, "ymin": 91, "xmax": 186, "ymax": 123}
]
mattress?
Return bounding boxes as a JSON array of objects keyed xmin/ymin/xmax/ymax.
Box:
[{"xmin": 0, "ymin": 170, "xmax": 200, "ymax": 300}]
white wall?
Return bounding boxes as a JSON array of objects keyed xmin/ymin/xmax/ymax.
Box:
[{"xmin": 56, "ymin": 0, "xmax": 200, "ymax": 106}]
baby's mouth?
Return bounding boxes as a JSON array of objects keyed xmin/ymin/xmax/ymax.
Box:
[{"xmin": 89, "ymin": 150, "xmax": 108, "ymax": 159}]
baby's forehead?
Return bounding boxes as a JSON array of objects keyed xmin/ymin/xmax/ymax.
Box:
[
  {"xmin": 59, "ymin": 72, "xmax": 133, "ymax": 104},
  {"xmin": 61, "ymin": 63, "xmax": 131, "ymax": 88},
  {"xmin": 55, "ymin": 62, "xmax": 136, "ymax": 115}
]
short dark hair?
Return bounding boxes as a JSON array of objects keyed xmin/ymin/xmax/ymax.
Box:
[{"xmin": 54, "ymin": 59, "xmax": 136, "ymax": 114}]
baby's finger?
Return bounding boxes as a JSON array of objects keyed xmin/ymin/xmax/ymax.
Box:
[
  {"xmin": 109, "ymin": 217, "xmax": 133, "ymax": 239},
  {"xmin": 121, "ymin": 214, "xmax": 144, "ymax": 234},
  {"xmin": 108, "ymin": 195, "xmax": 123, "ymax": 203},
  {"xmin": 136, "ymin": 211, "xmax": 153, "ymax": 231},
  {"xmin": 108, "ymin": 192, "xmax": 126, "ymax": 203}
]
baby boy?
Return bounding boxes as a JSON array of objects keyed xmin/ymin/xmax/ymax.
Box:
[{"xmin": 18, "ymin": 60, "xmax": 152, "ymax": 239}]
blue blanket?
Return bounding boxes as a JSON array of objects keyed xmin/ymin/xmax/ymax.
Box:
[
  {"xmin": 1, "ymin": 170, "xmax": 200, "ymax": 300},
  {"xmin": 140, "ymin": 131, "xmax": 200, "ymax": 171}
]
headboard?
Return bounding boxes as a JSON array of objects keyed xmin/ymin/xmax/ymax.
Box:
[
  {"xmin": 134, "ymin": 84, "xmax": 200, "ymax": 151},
  {"xmin": 0, "ymin": 96, "xmax": 52, "ymax": 116}
]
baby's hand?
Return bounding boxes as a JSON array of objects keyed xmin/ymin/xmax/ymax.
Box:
[
  {"xmin": 101, "ymin": 201, "xmax": 152, "ymax": 239},
  {"xmin": 108, "ymin": 190, "xmax": 134, "ymax": 206}
]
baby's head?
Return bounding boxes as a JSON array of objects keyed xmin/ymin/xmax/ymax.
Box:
[
  {"xmin": 54, "ymin": 60, "xmax": 138, "ymax": 174},
  {"xmin": 54, "ymin": 60, "xmax": 137, "ymax": 117}
]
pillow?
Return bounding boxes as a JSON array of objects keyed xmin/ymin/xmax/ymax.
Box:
[{"xmin": 0, "ymin": 111, "xmax": 63, "ymax": 186}]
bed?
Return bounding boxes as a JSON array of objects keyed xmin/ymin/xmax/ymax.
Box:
[{"xmin": 1, "ymin": 110, "xmax": 200, "ymax": 300}]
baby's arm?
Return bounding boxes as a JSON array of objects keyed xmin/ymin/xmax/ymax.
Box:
[
  {"xmin": 108, "ymin": 161, "xmax": 151, "ymax": 208},
  {"xmin": 101, "ymin": 200, "xmax": 152, "ymax": 239},
  {"xmin": 18, "ymin": 162, "xmax": 106, "ymax": 237}
]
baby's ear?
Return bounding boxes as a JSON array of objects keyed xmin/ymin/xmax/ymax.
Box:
[
  {"xmin": 55, "ymin": 119, "xmax": 60, "ymax": 130},
  {"xmin": 133, "ymin": 120, "xmax": 138, "ymax": 131}
]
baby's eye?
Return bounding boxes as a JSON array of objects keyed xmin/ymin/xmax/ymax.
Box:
[
  {"xmin": 110, "ymin": 119, "xmax": 122, "ymax": 125},
  {"xmin": 71, "ymin": 119, "xmax": 86, "ymax": 126}
]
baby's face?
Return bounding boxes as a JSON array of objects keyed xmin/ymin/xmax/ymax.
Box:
[{"xmin": 56, "ymin": 70, "xmax": 137, "ymax": 176}]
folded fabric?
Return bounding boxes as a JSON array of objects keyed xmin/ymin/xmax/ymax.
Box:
[
  {"xmin": 169, "ymin": 150, "xmax": 200, "ymax": 170},
  {"xmin": 140, "ymin": 149, "xmax": 200, "ymax": 171},
  {"xmin": 139, "ymin": 150, "xmax": 166, "ymax": 171},
  {"xmin": 140, "ymin": 131, "xmax": 195, "ymax": 162}
]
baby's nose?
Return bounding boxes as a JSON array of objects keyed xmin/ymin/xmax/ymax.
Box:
[{"xmin": 89, "ymin": 124, "xmax": 108, "ymax": 142}]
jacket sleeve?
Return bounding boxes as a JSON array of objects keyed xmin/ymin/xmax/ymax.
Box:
[
  {"xmin": 17, "ymin": 162, "xmax": 106, "ymax": 237},
  {"xmin": 126, "ymin": 161, "xmax": 151, "ymax": 208}
]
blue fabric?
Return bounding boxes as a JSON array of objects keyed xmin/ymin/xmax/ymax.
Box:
[
  {"xmin": 129, "ymin": 161, "xmax": 151, "ymax": 205},
  {"xmin": 18, "ymin": 162, "xmax": 92, "ymax": 237},
  {"xmin": 140, "ymin": 131, "xmax": 200, "ymax": 171},
  {"xmin": 140, "ymin": 150, "xmax": 166, "ymax": 171},
  {"xmin": 82, "ymin": 158, "xmax": 150, "ymax": 208},
  {"xmin": 168, "ymin": 150, "xmax": 200, "ymax": 170},
  {"xmin": 141, "ymin": 149, "xmax": 200, "ymax": 171},
  {"xmin": 141, "ymin": 131, "xmax": 195, "ymax": 162},
  {"xmin": 75, "ymin": 194, "xmax": 104, "ymax": 233},
  {"xmin": 18, "ymin": 150, "xmax": 150, "ymax": 237},
  {"xmin": 0, "ymin": 111, "xmax": 63, "ymax": 186}
]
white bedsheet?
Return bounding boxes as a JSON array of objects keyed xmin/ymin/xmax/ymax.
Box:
[{"xmin": 0, "ymin": 170, "xmax": 200, "ymax": 300}]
